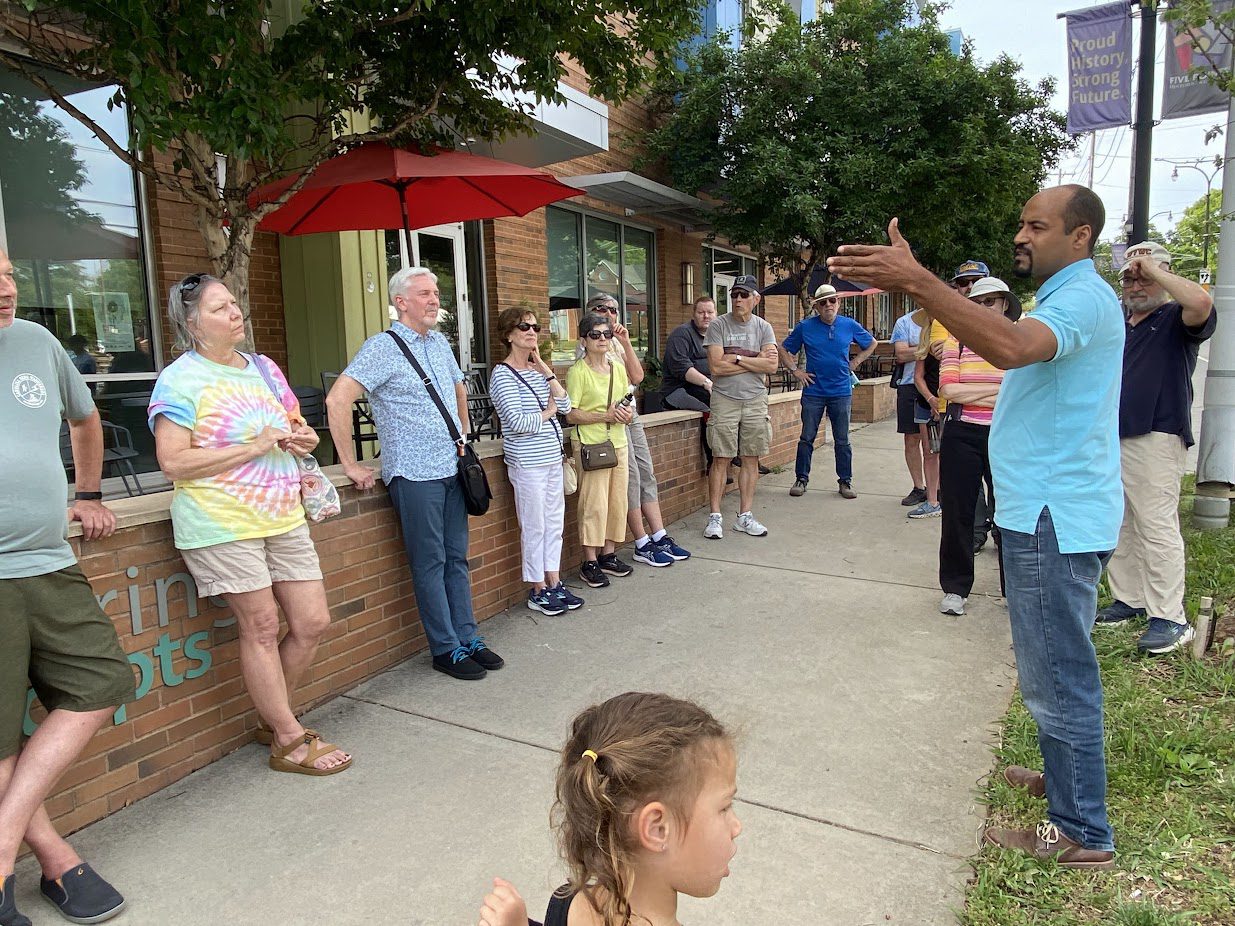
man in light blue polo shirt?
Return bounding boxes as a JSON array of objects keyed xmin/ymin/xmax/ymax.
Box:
[
  {"xmin": 829, "ymin": 184, "xmax": 1123, "ymax": 870},
  {"xmin": 778, "ymin": 284, "xmax": 875, "ymax": 499}
]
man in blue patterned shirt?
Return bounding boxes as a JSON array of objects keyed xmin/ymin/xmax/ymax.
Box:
[{"xmin": 327, "ymin": 267, "xmax": 503, "ymax": 680}]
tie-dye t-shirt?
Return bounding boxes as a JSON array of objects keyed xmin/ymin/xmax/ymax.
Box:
[{"xmin": 148, "ymin": 351, "xmax": 304, "ymax": 550}]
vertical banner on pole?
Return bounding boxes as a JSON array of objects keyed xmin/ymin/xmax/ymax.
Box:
[
  {"xmin": 1162, "ymin": 0, "xmax": 1234, "ymax": 120},
  {"xmin": 1063, "ymin": 1, "xmax": 1133, "ymax": 135}
]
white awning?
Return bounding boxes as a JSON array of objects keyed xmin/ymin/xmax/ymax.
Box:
[{"xmin": 564, "ymin": 172, "xmax": 713, "ymax": 230}]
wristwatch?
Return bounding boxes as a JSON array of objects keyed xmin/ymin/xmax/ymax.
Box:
[
  {"xmin": 734, "ymin": 354, "xmax": 742, "ymax": 365},
  {"xmin": 74, "ymin": 491, "xmax": 103, "ymax": 501}
]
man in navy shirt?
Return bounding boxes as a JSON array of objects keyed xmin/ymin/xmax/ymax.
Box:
[
  {"xmin": 778, "ymin": 284, "xmax": 876, "ymax": 499},
  {"xmin": 1096, "ymin": 241, "xmax": 1216, "ymax": 654}
]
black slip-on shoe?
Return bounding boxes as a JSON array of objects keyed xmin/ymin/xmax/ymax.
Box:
[{"xmin": 40, "ymin": 864, "xmax": 125, "ymax": 924}]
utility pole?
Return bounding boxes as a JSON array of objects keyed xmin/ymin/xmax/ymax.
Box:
[
  {"xmin": 1129, "ymin": 0, "xmax": 1157, "ymax": 243},
  {"xmin": 1193, "ymin": 94, "xmax": 1235, "ymax": 530}
]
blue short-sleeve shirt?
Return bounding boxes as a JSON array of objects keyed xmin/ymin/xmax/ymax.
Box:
[
  {"xmin": 990, "ymin": 259, "xmax": 1125, "ymax": 553},
  {"xmin": 889, "ymin": 313, "xmax": 920, "ymax": 386},
  {"xmin": 342, "ymin": 322, "xmax": 465, "ymax": 483},
  {"xmin": 782, "ymin": 314, "xmax": 874, "ymax": 398}
]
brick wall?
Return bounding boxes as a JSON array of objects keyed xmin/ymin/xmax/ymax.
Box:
[
  {"xmin": 43, "ymin": 393, "xmax": 813, "ymax": 837},
  {"xmin": 852, "ymin": 376, "xmax": 897, "ymax": 424}
]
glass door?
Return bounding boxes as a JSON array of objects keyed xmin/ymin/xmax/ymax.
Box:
[
  {"xmin": 385, "ymin": 222, "xmax": 473, "ymax": 370},
  {"xmin": 713, "ymin": 273, "xmax": 735, "ymax": 314}
]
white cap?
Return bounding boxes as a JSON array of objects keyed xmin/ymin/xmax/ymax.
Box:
[{"xmin": 1125, "ymin": 241, "xmax": 1171, "ymax": 265}]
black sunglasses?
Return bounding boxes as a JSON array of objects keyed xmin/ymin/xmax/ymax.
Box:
[
  {"xmin": 179, "ymin": 272, "xmax": 206, "ymax": 295},
  {"xmin": 814, "ymin": 297, "xmax": 838, "ymax": 306},
  {"xmin": 952, "ymin": 278, "xmax": 978, "ymax": 289},
  {"xmin": 514, "ymin": 322, "xmax": 542, "ymax": 333},
  {"xmin": 585, "ymin": 330, "xmax": 615, "ymax": 340}
]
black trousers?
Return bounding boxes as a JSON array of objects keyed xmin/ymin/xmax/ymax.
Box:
[{"xmin": 939, "ymin": 419, "xmax": 997, "ymax": 597}]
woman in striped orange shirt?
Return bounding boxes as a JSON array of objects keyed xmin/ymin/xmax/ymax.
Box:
[{"xmin": 935, "ymin": 277, "xmax": 1021, "ymax": 616}]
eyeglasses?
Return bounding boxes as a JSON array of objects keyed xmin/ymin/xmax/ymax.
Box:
[
  {"xmin": 592, "ymin": 303, "xmax": 618, "ymax": 314},
  {"xmin": 179, "ymin": 273, "xmax": 206, "ymax": 295},
  {"xmin": 952, "ymin": 279, "xmax": 977, "ymax": 289},
  {"xmin": 586, "ymin": 330, "xmax": 615, "ymax": 340},
  {"xmin": 973, "ymin": 296, "xmax": 1003, "ymax": 307},
  {"xmin": 514, "ymin": 322, "xmax": 541, "ymax": 332},
  {"xmin": 1120, "ymin": 274, "xmax": 1146, "ymax": 287},
  {"xmin": 814, "ymin": 297, "xmax": 838, "ymax": 306}
]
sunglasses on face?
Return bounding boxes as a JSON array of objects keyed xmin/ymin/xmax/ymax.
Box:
[
  {"xmin": 974, "ymin": 296, "xmax": 1003, "ymax": 307},
  {"xmin": 514, "ymin": 322, "xmax": 541, "ymax": 332},
  {"xmin": 731, "ymin": 290, "xmax": 754, "ymax": 298},
  {"xmin": 593, "ymin": 304, "xmax": 618, "ymax": 314},
  {"xmin": 815, "ymin": 297, "xmax": 838, "ymax": 306},
  {"xmin": 179, "ymin": 272, "xmax": 206, "ymax": 295},
  {"xmin": 953, "ymin": 279, "xmax": 977, "ymax": 289},
  {"xmin": 586, "ymin": 330, "xmax": 615, "ymax": 340}
]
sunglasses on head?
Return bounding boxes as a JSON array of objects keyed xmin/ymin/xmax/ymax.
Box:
[
  {"xmin": 514, "ymin": 322, "xmax": 541, "ymax": 332},
  {"xmin": 586, "ymin": 329, "xmax": 615, "ymax": 340},
  {"xmin": 179, "ymin": 272, "xmax": 206, "ymax": 295}
]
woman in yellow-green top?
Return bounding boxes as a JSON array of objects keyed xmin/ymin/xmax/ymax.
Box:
[{"xmin": 566, "ymin": 311, "xmax": 632, "ymax": 590}]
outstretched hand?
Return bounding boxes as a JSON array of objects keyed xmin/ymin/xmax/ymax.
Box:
[{"xmin": 827, "ymin": 219, "xmax": 927, "ymax": 292}]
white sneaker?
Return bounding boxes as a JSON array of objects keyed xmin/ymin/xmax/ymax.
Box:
[
  {"xmin": 734, "ymin": 511, "xmax": 768, "ymax": 537},
  {"xmin": 940, "ymin": 593, "xmax": 967, "ymax": 615},
  {"xmin": 704, "ymin": 513, "xmax": 724, "ymax": 540}
]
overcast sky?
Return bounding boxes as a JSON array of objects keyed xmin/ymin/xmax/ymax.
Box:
[{"xmin": 934, "ymin": 0, "xmax": 1226, "ymax": 241}]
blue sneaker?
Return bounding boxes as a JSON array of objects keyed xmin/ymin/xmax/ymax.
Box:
[
  {"xmin": 654, "ymin": 535, "xmax": 691, "ymax": 560},
  {"xmin": 1137, "ymin": 618, "xmax": 1195, "ymax": 655},
  {"xmin": 908, "ymin": 501, "xmax": 942, "ymax": 519},
  {"xmin": 633, "ymin": 542, "xmax": 674, "ymax": 567},
  {"xmin": 549, "ymin": 582, "xmax": 585, "ymax": 610},
  {"xmin": 1094, "ymin": 600, "xmax": 1146, "ymax": 626},
  {"xmin": 528, "ymin": 588, "xmax": 566, "ymax": 616}
]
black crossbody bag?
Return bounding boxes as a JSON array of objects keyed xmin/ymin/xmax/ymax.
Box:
[{"xmin": 385, "ymin": 330, "xmax": 492, "ymax": 516}]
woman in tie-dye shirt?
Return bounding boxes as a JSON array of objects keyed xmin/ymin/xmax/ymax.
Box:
[{"xmin": 149, "ymin": 273, "xmax": 350, "ymax": 776}]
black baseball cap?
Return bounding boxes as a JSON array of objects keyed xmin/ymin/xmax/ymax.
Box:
[{"xmin": 730, "ymin": 274, "xmax": 759, "ymax": 295}]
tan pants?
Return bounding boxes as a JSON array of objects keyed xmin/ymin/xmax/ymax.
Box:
[
  {"xmin": 576, "ymin": 446, "xmax": 630, "ymax": 549},
  {"xmin": 1107, "ymin": 432, "xmax": 1187, "ymax": 624}
]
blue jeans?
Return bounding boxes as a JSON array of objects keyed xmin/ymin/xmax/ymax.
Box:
[
  {"xmin": 796, "ymin": 394, "xmax": 852, "ymax": 483},
  {"xmin": 1001, "ymin": 506, "xmax": 1114, "ymax": 851},
  {"xmin": 388, "ymin": 475, "xmax": 478, "ymax": 656}
]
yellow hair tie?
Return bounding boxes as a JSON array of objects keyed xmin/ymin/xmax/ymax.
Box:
[{"xmin": 581, "ymin": 749, "xmax": 599, "ymax": 763}]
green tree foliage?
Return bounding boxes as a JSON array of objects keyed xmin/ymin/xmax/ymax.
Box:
[
  {"xmin": 1168, "ymin": 189, "xmax": 1223, "ymax": 282},
  {"xmin": 0, "ymin": 0, "xmax": 703, "ymax": 312},
  {"xmin": 641, "ymin": 0, "xmax": 1073, "ymax": 301}
]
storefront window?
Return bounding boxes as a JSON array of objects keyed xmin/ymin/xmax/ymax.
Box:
[
  {"xmin": 1, "ymin": 62, "xmax": 158, "ymax": 482},
  {"xmin": 546, "ymin": 206, "xmax": 657, "ymax": 363}
]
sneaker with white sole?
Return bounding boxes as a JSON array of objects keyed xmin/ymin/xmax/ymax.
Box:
[
  {"xmin": 940, "ymin": 593, "xmax": 967, "ymax": 615},
  {"xmin": 733, "ymin": 512, "xmax": 768, "ymax": 536},
  {"xmin": 704, "ymin": 513, "xmax": 724, "ymax": 539},
  {"xmin": 1137, "ymin": 618, "xmax": 1195, "ymax": 655},
  {"xmin": 653, "ymin": 535, "xmax": 691, "ymax": 560},
  {"xmin": 633, "ymin": 543, "xmax": 674, "ymax": 567},
  {"xmin": 908, "ymin": 501, "xmax": 942, "ymax": 519},
  {"xmin": 527, "ymin": 588, "xmax": 567, "ymax": 615}
]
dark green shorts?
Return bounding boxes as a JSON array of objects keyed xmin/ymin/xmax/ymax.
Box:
[{"xmin": 0, "ymin": 565, "xmax": 136, "ymax": 759}]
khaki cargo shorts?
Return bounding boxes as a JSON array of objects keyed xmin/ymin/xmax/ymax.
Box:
[
  {"xmin": 707, "ymin": 392, "xmax": 771, "ymax": 460},
  {"xmin": 178, "ymin": 523, "xmax": 322, "ymax": 597},
  {"xmin": 1, "ymin": 565, "xmax": 136, "ymax": 759}
]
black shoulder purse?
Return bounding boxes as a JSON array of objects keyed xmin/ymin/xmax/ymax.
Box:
[{"xmin": 385, "ymin": 330, "xmax": 492, "ymax": 516}]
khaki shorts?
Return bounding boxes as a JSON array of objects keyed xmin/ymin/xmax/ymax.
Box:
[
  {"xmin": 707, "ymin": 392, "xmax": 771, "ymax": 459},
  {"xmin": 1, "ymin": 565, "xmax": 136, "ymax": 759},
  {"xmin": 179, "ymin": 523, "xmax": 322, "ymax": 597}
]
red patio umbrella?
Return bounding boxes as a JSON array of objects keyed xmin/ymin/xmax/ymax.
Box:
[{"xmin": 250, "ymin": 142, "xmax": 584, "ymax": 249}]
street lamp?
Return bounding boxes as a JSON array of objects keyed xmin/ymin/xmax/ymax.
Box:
[{"xmin": 1158, "ymin": 156, "xmax": 1224, "ymax": 273}]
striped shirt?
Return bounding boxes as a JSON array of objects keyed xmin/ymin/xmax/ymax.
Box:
[
  {"xmin": 490, "ymin": 364, "xmax": 573, "ymax": 468},
  {"xmin": 938, "ymin": 338, "xmax": 1005, "ymax": 426}
]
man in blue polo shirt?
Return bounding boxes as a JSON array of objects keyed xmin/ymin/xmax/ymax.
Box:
[
  {"xmin": 830, "ymin": 184, "xmax": 1123, "ymax": 869},
  {"xmin": 779, "ymin": 283, "xmax": 876, "ymax": 499},
  {"xmin": 1096, "ymin": 241, "xmax": 1216, "ymax": 654}
]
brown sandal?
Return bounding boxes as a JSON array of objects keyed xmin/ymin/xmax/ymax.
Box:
[
  {"xmin": 268, "ymin": 732, "xmax": 352, "ymax": 776},
  {"xmin": 255, "ymin": 723, "xmax": 317, "ymax": 746}
]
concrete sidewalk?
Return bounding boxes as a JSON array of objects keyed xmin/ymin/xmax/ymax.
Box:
[{"xmin": 15, "ymin": 418, "xmax": 1017, "ymax": 926}]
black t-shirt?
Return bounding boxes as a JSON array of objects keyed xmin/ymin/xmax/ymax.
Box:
[
  {"xmin": 915, "ymin": 354, "xmax": 940, "ymax": 411},
  {"xmin": 661, "ymin": 321, "xmax": 710, "ymax": 396},
  {"xmin": 1119, "ymin": 301, "xmax": 1216, "ymax": 446}
]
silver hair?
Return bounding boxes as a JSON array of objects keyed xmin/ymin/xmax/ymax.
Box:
[
  {"xmin": 167, "ymin": 273, "xmax": 224, "ymax": 350},
  {"xmin": 388, "ymin": 266, "xmax": 438, "ymax": 304},
  {"xmin": 585, "ymin": 293, "xmax": 619, "ymax": 311}
]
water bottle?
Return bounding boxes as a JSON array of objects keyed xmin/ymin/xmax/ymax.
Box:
[{"xmin": 617, "ymin": 386, "xmax": 637, "ymax": 407}]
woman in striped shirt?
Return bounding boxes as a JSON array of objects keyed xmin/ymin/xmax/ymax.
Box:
[
  {"xmin": 935, "ymin": 277, "xmax": 1020, "ymax": 617},
  {"xmin": 490, "ymin": 307, "xmax": 581, "ymax": 616}
]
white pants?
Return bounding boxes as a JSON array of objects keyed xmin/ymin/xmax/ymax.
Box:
[
  {"xmin": 1107, "ymin": 432, "xmax": 1187, "ymax": 624},
  {"xmin": 508, "ymin": 461, "xmax": 566, "ymax": 584}
]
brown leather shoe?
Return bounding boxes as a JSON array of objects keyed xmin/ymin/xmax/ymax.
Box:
[
  {"xmin": 1003, "ymin": 765, "xmax": 1047, "ymax": 799},
  {"xmin": 983, "ymin": 822, "xmax": 1114, "ymax": 870}
]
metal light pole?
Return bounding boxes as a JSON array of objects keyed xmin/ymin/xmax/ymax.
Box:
[{"xmin": 1160, "ymin": 156, "xmax": 1225, "ymax": 276}]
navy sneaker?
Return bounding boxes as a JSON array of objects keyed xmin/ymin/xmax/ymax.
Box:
[
  {"xmin": 654, "ymin": 535, "xmax": 691, "ymax": 561},
  {"xmin": 549, "ymin": 582, "xmax": 585, "ymax": 610},
  {"xmin": 1, "ymin": 874, "xmax": 32, "ymax": 926},
  {"xmin": 632, "ymin": 542, "xmax": 674, "ymax": 567},
  {"xmin": 527, "ymin": 588, "xmax": 567, "ymax": 615},
  {"xmin": 1094, "ymin": 600, "xmax": 1146, "ymax": 626},
  {"xmin": 1137, "ymin": 618, "xmax": 1195, "ymax": 655},
  {"xmin": 598, "ymin": 553, "xmax": 633, "ymax": 577},
  {"xmin": 40, "ymin": 863, "xmax": 125, "ymax": 924}
]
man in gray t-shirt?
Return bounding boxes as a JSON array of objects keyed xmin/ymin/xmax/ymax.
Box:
[
  {"xmin": 1, "ymin": 249, "xmax": 132, "ymax": 925},
  {"xmin": 702, "ymin": 275, "xmax": 778, "ymax": 540}
]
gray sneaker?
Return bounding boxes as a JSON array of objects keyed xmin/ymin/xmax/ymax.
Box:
[
  {"xmin": 789, "ymin": 479, "xmax": 807, "ymax": 497},
  {"xmin": 838, "ymin": 480, "xmax": 857, "ymax": 499},
  {"xmin": 733, "ymin": 512, "xmax": 768, "ymax": 536},
  {"xmin": 703, "ymin": 512, "xmax": 724, "ymax": 540},
  {"xmin": 908, "ymin": 501, "xmax": 942, "ymax": 519},
  {"xmin": 940, "ymin": 593, "xmax": 967, "ymax": 615}
]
